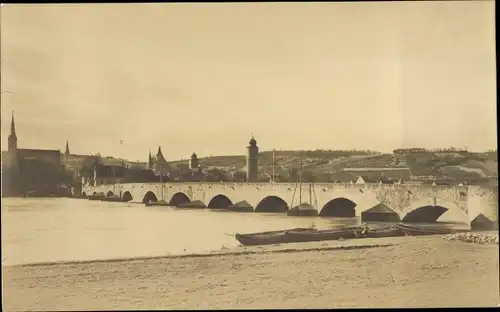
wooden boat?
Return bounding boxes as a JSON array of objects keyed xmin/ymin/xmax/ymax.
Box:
[
  {"xmin": 101, "ymin": 195, "xmax": 125, "ymax": 202},
  {"xmin": 226, "ymin": 206, "xmax": 254, "ymax": 212},
  {"xmin": 285, "ymin": 226, "xmax": 362, "ymax": 243},
  {"xmin": 25, "ymin": 190, "xmax": 38, "ymax": 197},
  {"xmin": 235, "ymin": 228, "xmax": 316, "ymax": 246},
  {"xmin": 226, "ymin": 201, "xmax": 254, "ymax": 212},
  {"xmin": 287, "ymin": 203, "xmax": 319, "ymax": 217},
  {"xmin": 145, "ymin": 200, "xmax": 171, "ymax": 207},
  {"xmin": 212, "ymin": 206, "xmax": 254, "ymax": 213},
  {"xmin": 363, "ymin": 226, "xmax": 405, "ymax": 238},
  {"xmin": 235, "ymin": 224, "xmax": 408, "ymax": 246},
  {"xmin": 395, "ymin": 223, "xmax": 467, "ymax": 236},
  {"xmin": 88, "ymin": 194, "xmax": 105, "ymax": 201},
  {"xmin": 177, "ymin": 200, "xmax": 207, "ymax": 209}
]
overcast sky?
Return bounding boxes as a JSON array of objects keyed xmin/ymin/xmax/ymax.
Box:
[{"xmin": 1, "ymin": 2, "xmax": 496, "ymax": 162}]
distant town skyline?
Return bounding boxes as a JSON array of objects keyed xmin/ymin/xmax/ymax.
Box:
[{"xmin": 1, "ymin": 2, "xmax": 496, "ymax": 161}]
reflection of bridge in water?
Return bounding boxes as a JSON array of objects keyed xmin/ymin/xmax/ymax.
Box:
[{"xmin": 83, "ymin": 182, "xmax": 498, "ymax": 227}]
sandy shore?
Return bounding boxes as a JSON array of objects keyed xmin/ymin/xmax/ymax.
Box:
[{"xmin": 2, "ymin": 235, "xmax": 499, "ymax": 310}]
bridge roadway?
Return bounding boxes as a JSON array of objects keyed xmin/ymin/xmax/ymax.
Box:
[{"xmin": 82, "ymin": 182, "xmax": 498, "ymax": 225}]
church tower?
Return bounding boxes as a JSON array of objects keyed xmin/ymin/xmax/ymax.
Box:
[
  {"xmin": 155, "ymin": 146, "xmax": 168, "ymax": 175},
  {"xmin": 246, "ymin": 136, "xmax": 259, "ymax": 182},
  {"xmin": 8, "ymin": 111, "xmax": 17, "ymax": 152}
]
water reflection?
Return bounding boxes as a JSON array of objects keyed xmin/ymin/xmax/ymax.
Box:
[{"xmin": 1, "ymin": 198, "xmax": 469, "ymax": 266}]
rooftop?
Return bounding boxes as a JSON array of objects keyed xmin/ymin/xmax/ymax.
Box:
[
  {"xmin": 18, "ymin": 148, "xmax": 61, "ymax": 154},
  {"xmin": 343, "ymin": 167, "xmax": 411, "ymax": 172}
]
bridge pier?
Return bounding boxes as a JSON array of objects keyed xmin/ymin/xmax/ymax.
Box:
[{"xmin": 468, "ymin": 186, "xmax": 498, "ymax": 230}]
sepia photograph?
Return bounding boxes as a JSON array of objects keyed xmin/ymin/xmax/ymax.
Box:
[{"xmin": 1, "ymin": 1, "xmax": 498, "ymax": 310}]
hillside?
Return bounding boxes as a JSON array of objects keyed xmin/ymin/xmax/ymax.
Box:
[
  {"xmin": 168, "ymin": 150, "xmax": 498, "ymax": 183},
  {"xmin": 95, "ymin": 149, "xmax": 497, "ymax": 183}
]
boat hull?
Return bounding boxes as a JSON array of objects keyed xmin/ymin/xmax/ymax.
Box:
[
  {"xmin": 145, "ymin": 201, "xmax": 170, "ymax": 207},
  {"xmin": 227, "ymin": 206, "xmax": 254, "ymax": 212},
  {"xmin": 101, "ymin": 196, "xmax": 127, "ymax": 202},
  {"xmin": 211, "ymin": 207, "xmax": 254, "ymax": 213},
  {"xmin": 364, "ymin": 226, "xmax": 405, "ymax": 238},
  {"xmin": 287, "ymin": 209, "xmax": 319, "ymax": 217},
  {"xmin": 235, "ymin": 227, "xmax": 366, "ymax": 246},
  {"xmin": 286, "ymin": 227, "xmax": 360, "ymax": 243},
  {"xmin": 235, "ymin": 228, "xmax": 316, "ymax": 246},
  {"xmin": 176, "ymin": 200, "xmax": 207, "ymax": 209},
  {"xmin": 396, "ymin": 224, "xmax": 467, "ymax": 236},
  {"xmin": 88, "ymin": 195, "xmax": 105, "ymax": 201},
  {"xmin": 235, "ymin": 232, "xmax": 288, "ymax": 246}
]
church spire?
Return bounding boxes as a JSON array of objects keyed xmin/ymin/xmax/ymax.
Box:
[
  {"xmin": 10, "ymin": 111, "xmax": 17, "ymax": 138},
  {"xmin": 8, "ymin": 111, "xmax": 18, "ymax": 151},
  {"xmin": 157, "ymin": 146, "xmax": 164, "ymax": 158},
  {"xmin": 148, "ymin": 150, "xmax": 154, "ymax": 169},
  {"xmin": 65, "ymin": 140, "xmax": 70, "ymax": 156}
]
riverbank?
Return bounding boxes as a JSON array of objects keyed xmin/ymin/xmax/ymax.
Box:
[{"xmin": 3, "ymin": 235, "xmax": 498, "ymax": 310}]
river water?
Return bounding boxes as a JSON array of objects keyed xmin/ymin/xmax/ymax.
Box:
[{"xmin": 1, "ymin": 198, "xmax": 469, "ymax": 266}]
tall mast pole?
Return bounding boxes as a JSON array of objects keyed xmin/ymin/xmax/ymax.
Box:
[
  {"xmin": 112, "ymin": 167, "xmax": 116, "ymax": 194},
  {"xmin": 160, "ymin": 165, "xmax": 164, "ymax": 201},
  {"xmin": 299, "ymin": 150, "xmax": 303, "ymax": 204},
  {"xmin": 118, "ymin": 140, "xmax": 123, "ymax": 197},
  {"xmin": 309, "ymin": 182, "xmax": 312, "ymax": 206},
  {"xmin": 272, "ymin": 148, "xmax": 276, "ymax": 183}
]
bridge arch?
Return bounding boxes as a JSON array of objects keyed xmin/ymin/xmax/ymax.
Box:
[
  {"xmin": 122, "ymin": 191, "xmax": 133, "ymax": 202},
  {"xmin": 402, "ymin": 205, "xmax": 448, "ymax": 223},
  {"xmin": 170, "ymin": 192, "xmax": 191, "ymax": 207},
  {"xmin": 142, "ymin": 191, "xmax": 158, "ymax": 204},
  {"xmin": 319, "ymin": 197, "xmax": 357, "ymax": 217},
  {"xmin": 403, "ymin": 198, "xmax": 469, "ymax": 224},
  {"xmin": 106, "ymin": 191, "xmax": 114, "ymax": 197},
  {"xmin": 208, "ymin": 194, "xmax": 233, "ymax": 209},
  {"xmin": 255, "ymin": 196, "xmax": 289, "ymax": 213}
]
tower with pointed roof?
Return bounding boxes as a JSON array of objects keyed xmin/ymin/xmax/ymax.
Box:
[
  {"xmin": 189, "ymin": 152, "xmax": 199, "ymax": 170},
  {"xmin": 8, "ymin": 111, "xmax": 17, "ymax": 152},
  {"xmin": 156, "ymin": 146, "xmax": 166, "ymax": 164},
  {"xmin": 154, "ymin": 146, "xmax": 168, "ymax": 175},
  {"xmin": 246, "ymin": 135, "xmax": 259, "ymax": 182}
]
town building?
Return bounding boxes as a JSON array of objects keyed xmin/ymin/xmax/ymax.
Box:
[
  {"xmin": 148, "ymin": 147, "xmax": 172, "ymax": 176},
  {"xmin": 341, "ymin": 167, "xmax": 413, "ymax": 184},
  {"xmin": 81, "ymin": 162, "xmax": 157, "ymax": 187},
  {"xmin": 80, "ymin": 151, "xmax": 157, "ymax": 187},
  {"xmin": 2, "ymin": 113, "xmax": 67, "ymax": 197}
]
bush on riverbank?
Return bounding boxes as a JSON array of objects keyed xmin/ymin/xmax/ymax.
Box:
[{"xmin": 443, "ymin": 232, "xmax": 499, "ymax": 245}]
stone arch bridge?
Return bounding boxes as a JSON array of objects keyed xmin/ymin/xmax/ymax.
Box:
[{"xmin": 82, "ymin": 182, "xmax": 498, "ymax": 225}]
